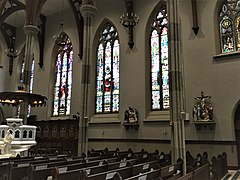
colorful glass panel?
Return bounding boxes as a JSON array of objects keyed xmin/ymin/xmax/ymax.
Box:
[
  {"xmin": 150, "ymin": 6, "xmax": 169, "ymax": 110},
  {"xmin": 219, "ymin": 1, "xmax": 240, "ymax": 53},
  {"xmin": 95, "ymin": 22, "xmax": 120, "ymax": 113},
  {"xmin": 53, "ymin": 37, "xmax": 73, "ymax": 116}
]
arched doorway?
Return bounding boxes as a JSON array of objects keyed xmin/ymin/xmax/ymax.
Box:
[{"xmin": 234, "ymin": 104, "xmax": 240, "ymax": 168}]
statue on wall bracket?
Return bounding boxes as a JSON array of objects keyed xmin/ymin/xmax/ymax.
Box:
[
  {"xmin": 124, "ymin": 107, "xmax": 138, "ymax": 123},
  {"xmin": 193, "ymin": 91, "xmax": 213, "ymax": 121}
]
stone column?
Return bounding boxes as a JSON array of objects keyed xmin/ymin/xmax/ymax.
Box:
[
  {"xmin": 79, "ymin": 2, "xmax": 97, "ymax": 156},
  {"xmin": 20, "ymin": 25, "xmax": 39, "ymax": 124},
  {"xmin": 168, "ymin": 0, "xmax": 186, "ymax": 175}
]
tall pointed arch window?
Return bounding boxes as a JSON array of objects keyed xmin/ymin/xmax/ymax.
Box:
[
  {"xmin": 95, "ymin": 22, "xmax": 120, "ymax": 113},
  {"xmin": 52, "ymin": 37, "xmax": 73, "ymax": 116},
  {"xmin": 219, "ymin": 1, "xmax": 240, "ymax": 53},
  {"xmin": 150, "ymin": 6, "xmax": 169, "ymax": 111}
]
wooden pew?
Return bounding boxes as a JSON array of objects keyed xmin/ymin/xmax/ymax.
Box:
[
  {"xmin": 82, "ymin": 159, "xmax": 162, "ymax": 180},
  {"xmin": 222, "ymin": 152, "xmax": 228, "ymax": 176},
  {"xmin": 159, "ymin": 161, "xmax": 183, "ymax": 180},
  {"xmin": 131, "ymin": 159, "xmax": 161, "ymax": 176},
  {"xmin": 211, "ymin": 156, "xmax": 221, "ymax": 180},
  {"xmin": 124, "ymin": 169, "xmax": 161, "ymax": 180},
  {"xmin": 0, "ymin": 163, "xmax": 11, "ymax": 180},
  {"xmin": 29, "ymin": 156, "xmax": 119, "ymax": 180},
  {"xmin": 8, "ymin": 156, "xmax": 67, "ymax": 180},
  {"xmin": 52, "ymin": 159, "xmax": 133, "ymax": 180},
  {"xmin": 192, "ymin": 163, "xmax": 210, "ymax": 180},
  {"xmin": 51, "ymin": 161, "xmax": 107, "ymax": 180},
  {"xmin": 177, "ymin": 163, "xmax": 210, "ymax": 180},
  {"xmin": 0, "ymin": 155, "xmax": 45, "ymax": 164},
  {"xmin": 175, "ymin": 172, "xmax": 193, "ymax": 180},
  {"xmin": 159, "ymin": 152, "xmax": 171, "ymax": 167},
  {"xmin": 82, "ymin": 165, "xmax": 133, "ymax": 180},
  {"xmin": 28, "ymin": 158, "xmax": 80, "ymax": 180},
  {"xmin": 116, "ymin": 151, "xmax": 136, "ymax": 161}
]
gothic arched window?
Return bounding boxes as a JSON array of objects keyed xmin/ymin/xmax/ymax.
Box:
[
  {"xmin": 150, "ymin": 6, "xmax": 169, "ymax": 111},
  {"xmin": 52, "ymin": 37, "xmax": 73, "ymax": 116},
  {"xmin": 95, "ymin": 22, "xmax": 120, "ymax": 113},
  {"xmin": 219, "ymin": 1, "xmax": 240, "ymax": 53}
]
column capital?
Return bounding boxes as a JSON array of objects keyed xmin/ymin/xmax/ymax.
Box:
[
  {"xmin": 23, "ymin": 25, "xmax": 39, "ymax": 35},
  {"xmin": 80, "ymin": 4, "xmax": 97, "ymax": 18}
]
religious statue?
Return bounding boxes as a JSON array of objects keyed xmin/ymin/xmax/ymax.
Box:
[
  {"xmin": 193, "ymin": 92, "xmax": 213, "ymax": 121},
  {"xmin": 2, "ymin": 130, "xmax": 14, "ymax": 155},
  {"xmin": 124, "ymin": 107, "xmax": 138, "ymax": 123}
]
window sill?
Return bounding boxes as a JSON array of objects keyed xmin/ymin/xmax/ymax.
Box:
[
  {"xmin": 213, "ymin": 51, "xmax": 240, "ymax": 60},
  {"xmin": 143, "ymin": 111, "xmax": 170, "ymax": 122},
  {"xmin": 90, "ymin": 113, "xmax": 120, "ymax": 124}
]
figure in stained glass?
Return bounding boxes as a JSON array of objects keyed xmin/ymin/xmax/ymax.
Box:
[
  {"xmin": 219, "ymin": 1, "xmax": 240, "ymax": 52},
  {"xmin": 53, "ymin": 36, "xmax": 73, "ymax": 116},
  {"xmin": 150, "ymin": 6, "xmax": 169, "ymax": 110},
  {"xmin": 95, "ymin": 22, "xmax": 120, "ymax": 113}
]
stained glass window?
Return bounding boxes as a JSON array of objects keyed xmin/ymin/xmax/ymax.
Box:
[
  {"xmin": 53, "ymin": 37, "xmax": 73, "ymax": 116},
  {"xmin": 95, "ymin": 22, "xmax": 120, "ymax": 113},
  {"xmin": 219, "ymin": 1, "xmax": 240, "ymax": 53},
  {"xmin": 150, "ymin": 6, "xmax": 169, "ymax": 110}
]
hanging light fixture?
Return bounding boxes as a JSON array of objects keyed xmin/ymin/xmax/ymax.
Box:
[
  {"xmin": 120, "ymin": 0, "xmax": 139, "ymax": 49},
  {"xmin": 5, "ymin": 11, "xmax": 19, "ymax": 76},
  {"xmin": 0, "ymin": 84, "xmax": 47, "ymax": 107},
  {"xmin": 53, "ymin": 0, "xmax": 68, "ymax": 47}
]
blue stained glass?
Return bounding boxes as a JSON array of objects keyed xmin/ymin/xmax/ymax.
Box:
[
  {"xmin": 53, "ymin": 36, "xmax": 73, "ymax": 116},
  {"xmin": 95, "ymin": 22, "xmax": 120, "ymax": 113},
  {"xmin": 150, "ymin": 6, "xmax": 169, "ymax": 110}
]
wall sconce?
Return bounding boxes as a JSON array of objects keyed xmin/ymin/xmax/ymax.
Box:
[{"xmin": 120, "ymin": 0, "xmax": 139, "ymax": 49}]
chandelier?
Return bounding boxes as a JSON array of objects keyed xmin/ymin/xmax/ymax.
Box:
[
  {"xmin": 120, "ymin": 12, "xmax": 139, "ymax": 28},
  {"xmin": 53, "ymin": 0, "xmax": 68, "ymax": 47},
  {"xmin": 120, "ymin": 0, "xmax": 139, "ymax": 49},
  {"xmin": 53, "ymin": 22, "xmax": 68, "ymax": 46}
]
